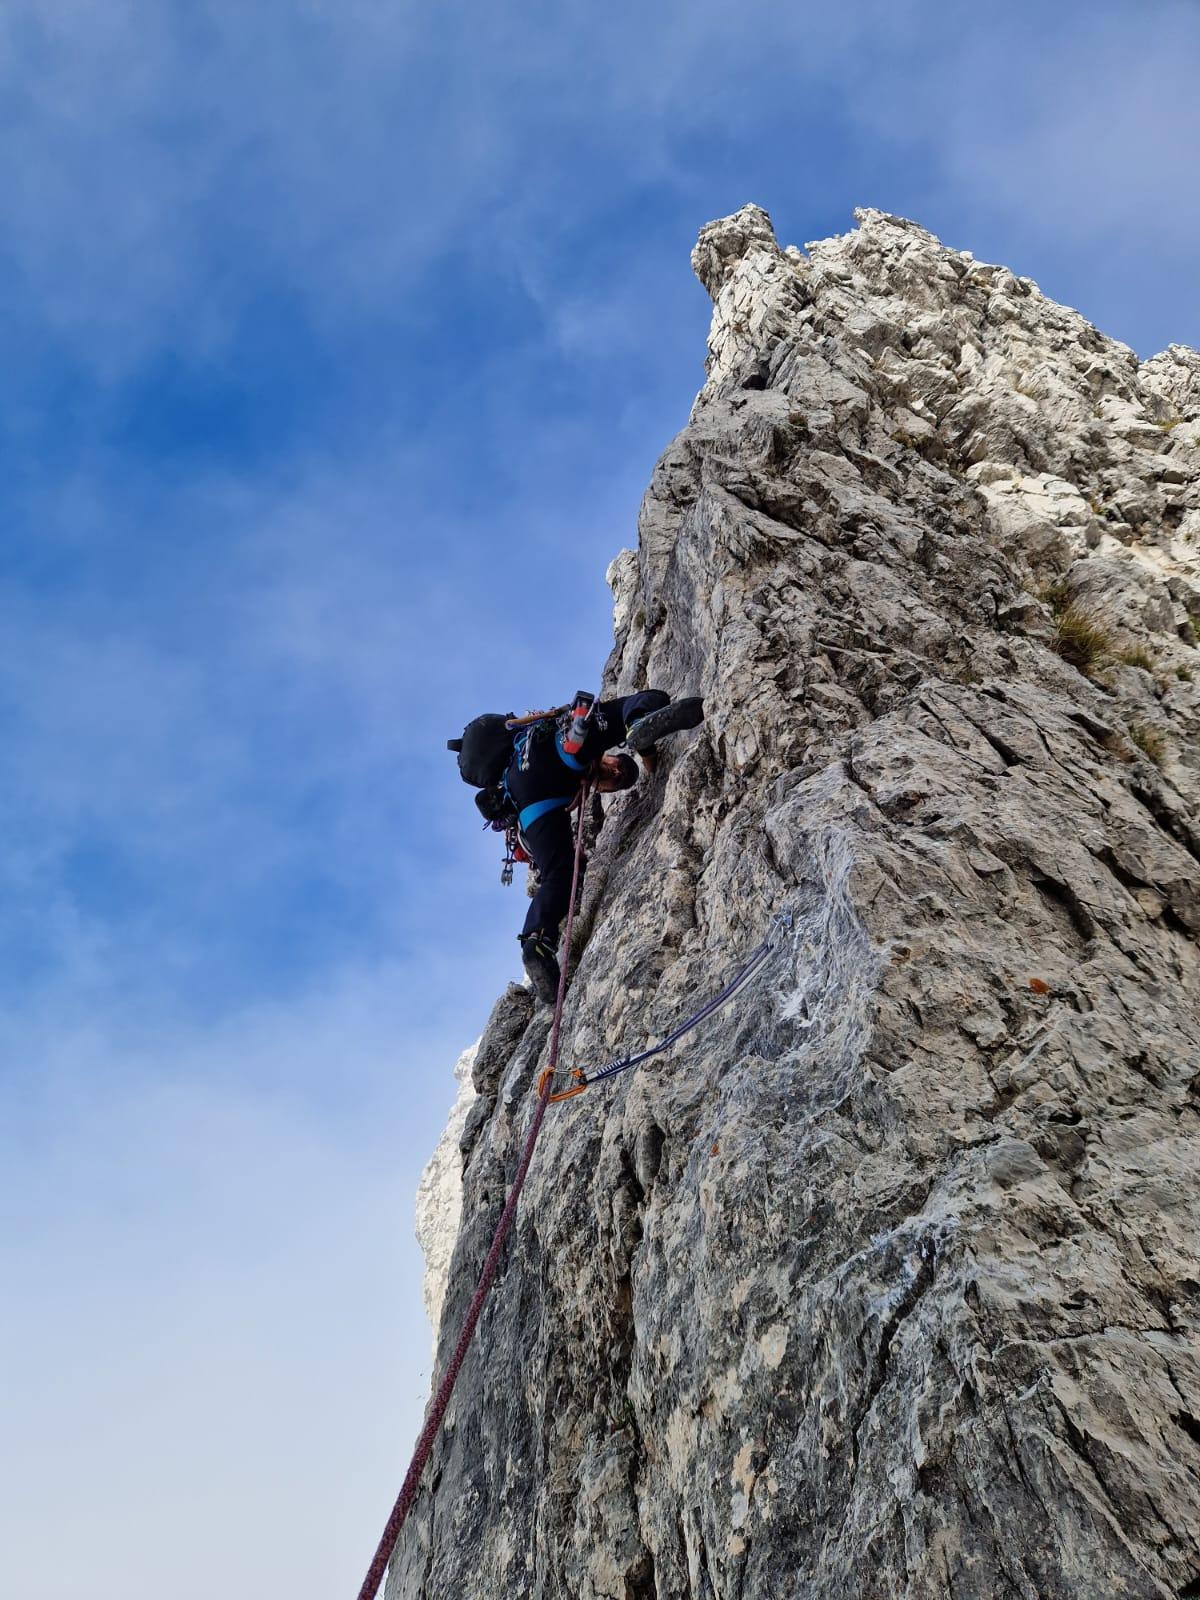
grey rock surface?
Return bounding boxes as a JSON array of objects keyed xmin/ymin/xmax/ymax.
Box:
[
  {"xmin": 415, "ymin": 1042, "xmax": 478, "ymax": 1342},
  {"xmin": 389, "ymin": 207, "xmax": 1200, "ymax": 1599}
]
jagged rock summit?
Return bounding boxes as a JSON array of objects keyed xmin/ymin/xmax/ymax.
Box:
[{"xmin": 396, "ymin": 207, "xmax": 1200, "ymax": 1599}]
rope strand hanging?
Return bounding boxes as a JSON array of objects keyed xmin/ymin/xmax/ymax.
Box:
[
  {"xmin": 354, "ymin": 788, "xmax": 792, "ymax": 1600},
  {"xmin": 353, "ymin": 780, "xmax": 591, "ymax": 1600}
]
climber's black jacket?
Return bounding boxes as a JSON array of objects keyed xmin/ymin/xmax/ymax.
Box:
[{"xmin": 508, "ymin": 690, "xmax": 668, "ymax": 941}]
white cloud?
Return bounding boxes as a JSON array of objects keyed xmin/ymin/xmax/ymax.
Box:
[{"xmin": 1, "ymin": 1056, "xmax": 438, "ymax": 1598}]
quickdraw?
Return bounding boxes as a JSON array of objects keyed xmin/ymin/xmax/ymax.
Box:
[
  {"xmin": 547, "ymin": 910, "xmax": 792, "ymax": 1102},
  {"xmin": 354, "ymin": 782, "xmax": 593, "ymax": 1600},
  {"xmin": 356, "ymin": 897, "xmax": 793, "ymax": 1599},
  {"xmin": 499, "ymin": 823, "xmax": 530, "ymax": 887}
]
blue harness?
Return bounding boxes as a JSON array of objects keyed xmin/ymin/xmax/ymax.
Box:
[{"xmin": 517, "ymin": 794, "xmax": 576, "ymax": 830}]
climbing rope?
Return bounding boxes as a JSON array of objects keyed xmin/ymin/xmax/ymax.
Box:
[
  {"xmin": 355, "ymin": 785, "xmax": 791, "ymax": 1598},
  {"xmin": 354, "ymin": 781, "xmax": 591, "ymax": 1600},
  {"xmin": 547, "ymin": 909, "xmax": 793, "ymax": 1101},
  {"xmin": 503, "ymin": 703, "xmax": 572, "ymax": 730}
]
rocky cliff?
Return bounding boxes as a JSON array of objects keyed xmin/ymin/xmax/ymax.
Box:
[{"xmin": 395, "ymin": 207, "xmax": 1200, "ymax": 1600}]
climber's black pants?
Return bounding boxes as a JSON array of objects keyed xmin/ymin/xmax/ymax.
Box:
[
  {"xmin": 513, "ymin": 690, "xmax": 671, "ymax": 941},
  {"xmin": 520, "ymin": 809, "xmax": 577, "ymax": 941},
  {"xmin": 576, "ymin": 690, "xmax": 671, "ymax": 763}
]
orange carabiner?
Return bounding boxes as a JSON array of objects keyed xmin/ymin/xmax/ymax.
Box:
[{"xmin": 544, "ymin": 1066, "xmax": 588, "ymax": 1104}]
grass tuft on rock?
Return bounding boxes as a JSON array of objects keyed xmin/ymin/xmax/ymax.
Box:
[
  {"xmin": 1115, "ymin": 645, "xmax": 1156, "ymax": 672},
  {"xmin": 1039, "ymin": 578, "xmax": 1071, "ymax": 617},
  {"xmin": 1052, "ymin": 604, "xmax": 1112, "ymax": 673},
  {"xmin": 1128, "ymin": 722, "xmax": 1168, "ymax": 766}
]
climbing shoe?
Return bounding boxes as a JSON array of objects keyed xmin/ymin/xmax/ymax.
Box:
[
  {"xmin": 521, "ymin": 932, "xmax": 561, "ymax": 1005},
  {"xmin": 625, "ymin": 696, "xmax": 705, "ymax": 754}
]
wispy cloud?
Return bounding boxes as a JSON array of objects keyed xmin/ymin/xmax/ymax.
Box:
[{"xmin": 1, "ymin": 1039, "xmax": 441, "ymax": 1599}]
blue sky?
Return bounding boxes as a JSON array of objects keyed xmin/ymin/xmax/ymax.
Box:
[{"xmin": 2, "ymin": 3, "xmax": 1197, "ymax": 1595}]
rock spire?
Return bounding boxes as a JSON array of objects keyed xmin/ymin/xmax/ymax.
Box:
[{"xmin": 395, "ymin": 206, "xmax": 1200, "ymax": 1600}]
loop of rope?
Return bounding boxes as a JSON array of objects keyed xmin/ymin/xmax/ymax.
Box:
[
  {"xmin": 503, "ymin": 703, "xmax": 572, "ymax": 729},
  {"xmin": 354, "ymin": 781, "xmax": 591, "ymax": 1600}
]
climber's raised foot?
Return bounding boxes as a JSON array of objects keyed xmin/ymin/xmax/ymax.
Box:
[{"xmin": 624, "ymin": 696, "xmax": 705, "ymax": 755}]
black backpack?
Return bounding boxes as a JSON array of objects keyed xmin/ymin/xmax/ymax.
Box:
[{"xmin": 448, "ymin": 713, "xmax": 516, "ymax": 788}]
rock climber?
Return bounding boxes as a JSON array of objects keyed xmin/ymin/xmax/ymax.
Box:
[{"xmin": 448, "ymin": 691, "xmax": 705, "ymax": 1002}]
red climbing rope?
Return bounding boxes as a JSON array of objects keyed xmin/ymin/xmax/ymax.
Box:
[{"xmin": 354, "ymin": 781, "xmax": 591, "ymax": 1600}]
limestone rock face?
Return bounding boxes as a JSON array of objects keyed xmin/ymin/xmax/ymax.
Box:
[
  {"xmin": 390, "ymin": 208, "xmax": 1200, "ymax": 1599},
  {"xmin": 415, "ymin": 1043, "xmax": 478, "ymax": 1340}
]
